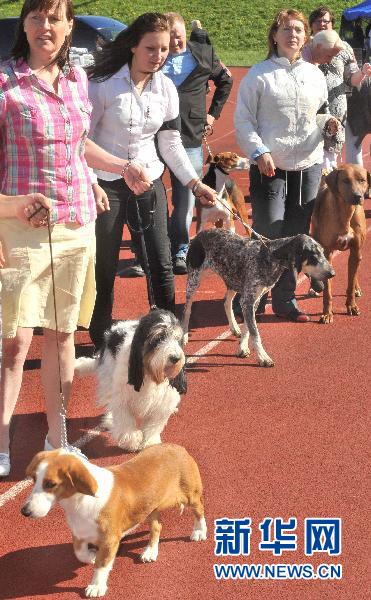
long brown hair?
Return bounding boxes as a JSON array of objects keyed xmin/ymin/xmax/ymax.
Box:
[
  {"xmin": 267, "ymin": 9, "xmax": 309, "ymax": 59},
  {"xmin": 12, "ymin": 0, "xmax": 75, "ymax": 68},
  {"xmin": 87, "ymin": 12, "xmax": 169, "ymax": 82}
]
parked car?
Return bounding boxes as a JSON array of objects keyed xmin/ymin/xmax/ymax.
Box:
[{"xmin": 0, "ymin": 15, "xmax": 126, "ymax": 62}]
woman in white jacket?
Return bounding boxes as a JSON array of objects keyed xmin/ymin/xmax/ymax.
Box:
[{"xmin": 234, "ymin": 9, "xmax": 339, "ymax": 322}]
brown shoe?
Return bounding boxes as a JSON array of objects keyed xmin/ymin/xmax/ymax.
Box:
[{"xmin": 276, "ymin": 309, "xmax": 310, "ymax": 323}]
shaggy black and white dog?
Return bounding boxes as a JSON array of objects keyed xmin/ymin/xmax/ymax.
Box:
[{"xmin": 75, "ymin": 310, "xmax": 187, "ymax": 452}]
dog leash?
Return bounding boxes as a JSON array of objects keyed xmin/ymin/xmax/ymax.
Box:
[
  {"xmin": 45, "ymin": 212, "xmax": 69, "ymax": 449},
  {"xmin": 201, "ymin": 131, "xmax": 269, "ymax": 245},
  {"xmin": 212, "ymin": 191, "xmax": 270, "ymax": 245},
  {"xmin": 202, "ymin": 128, "xmax": 214, "ymax": 162},
  {"xmin": 126, "ymin": 187, "xmax": 157, "ymax": 310},
  {"xmin": 23, "ymin": 205, "xmax": 70, "ymax": 451}
]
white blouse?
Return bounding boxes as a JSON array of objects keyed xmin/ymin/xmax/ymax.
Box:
[{"xmin": 88, "ymin": 64, "xmax": 197, "ymax": 185}]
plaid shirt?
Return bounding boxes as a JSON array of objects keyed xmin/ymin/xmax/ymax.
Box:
[{"xmin": 0, "ymin": 59, "xmax": 96, "ymax": 224}]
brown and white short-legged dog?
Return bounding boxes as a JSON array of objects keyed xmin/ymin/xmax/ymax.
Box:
[
  {"xmin": 22, "ymin": 445, "xmax": 206, "ymax": 598},
  {"xmin": 196, "ymin": 152, "xmax": 250, "ymax": 234},
  {"xmin": 311, "ymin": 164, "xmax": 369, "ymax": 323}
]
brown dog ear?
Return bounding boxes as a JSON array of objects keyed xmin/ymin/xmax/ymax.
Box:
[
  {"xmin": 325, "ymin": 169, "xmax": 339, "ymax": 194},
  {"xmin": 65, "ymin": 458, "xmax": 98, "ymax": 497},
  {"xmin": 25, "ymin": 451, "xmax": 50, "ymax": 479}
]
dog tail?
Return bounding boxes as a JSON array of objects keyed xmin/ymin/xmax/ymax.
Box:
[
  {"xmin": 74, "ymin": 356, "xmax": 98, "ymax": 377},
  {"xmin": 186, "ymin": 236, "xmax": 206, "ymax": 270}
]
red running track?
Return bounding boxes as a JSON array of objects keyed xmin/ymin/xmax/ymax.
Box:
[{"xmin": 0, "ymin": 67, "xmax": 370, "ymax": 600}]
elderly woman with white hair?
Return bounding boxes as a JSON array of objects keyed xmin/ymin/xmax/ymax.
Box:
[{"xmin": 302, "ymin": 11, "xmax": 371, "ymax": 171}]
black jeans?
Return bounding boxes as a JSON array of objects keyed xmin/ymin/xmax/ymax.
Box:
[
  {"xmin": 89, "ymin": 177, "xmax": 175, "ymax": 348},
  {"xmin": 249, "ymin": 163, "xmax": 321, "ymax": 315}
]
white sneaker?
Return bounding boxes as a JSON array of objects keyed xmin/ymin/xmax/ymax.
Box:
[
  {"xmin": 44, "ymin": 437, "xmax": 88, "ymax": 460},
  {"xmin": 0, "ymin": 452, "xmax": 10, "ymax": 477}
]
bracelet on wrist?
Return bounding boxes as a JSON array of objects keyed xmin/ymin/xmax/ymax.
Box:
[
  {"xmin": 121, "ymin": 161, "xmax": 132, "ymax": 178},
  {"xmin": 191, "ymin": 179, "xmax": 202, "ymax": 195}
]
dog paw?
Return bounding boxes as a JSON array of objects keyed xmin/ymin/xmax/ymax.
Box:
[
  {"xmin": 141, "ymin": 545, "xmax": 158, "ymax": 562},
  {"xmin": 236, "ymin": 347, "xmax": 250, "ymax": 358},
  {"xmin": 258, "ymin": 356, "xmax": 275, "ymax": 367},
  {"xmin": 347, "ymin": 304, "xmax": 360, "ymax": 316},
  {"xmin": 190, "ymin": 529, "xmax": 207, "ymax": 542},
  {"xmin": 308, "ymin": 288, "xmax": 321, "ymax": 298},
  {"xmin": 141, "ymin": 434, "xmax": 162, "ymax": 448},
  {"xmin": 75, "ymin": 547, "xmax": 97, "ymax": 564},
  {"xmin": 85, "ymin": 583, "xmax": 107, "ymax": 597},
  {"xmin": 231, "ymin": 326, "xmax": 241, "ymax": 338},
  {"xmin": 319, "ymin": 313, "xmax": 333, "ymax": 324},
  {"xmin": 118, "ymin": 430, "xmax": 143, "ymax": 452}
]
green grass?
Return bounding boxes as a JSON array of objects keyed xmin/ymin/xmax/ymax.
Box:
[{"xmin": 0, "ymin": 1, "xmax": 360, "ymax": 65}]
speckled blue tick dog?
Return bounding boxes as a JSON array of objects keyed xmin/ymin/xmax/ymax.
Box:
[{"xmin": 182, "ymin": 230, "xmax": 335, "ymax": 367}]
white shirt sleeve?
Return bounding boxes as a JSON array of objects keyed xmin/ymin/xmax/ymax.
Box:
[
  {"xmin": 157, "ymin": 130, "xmax": 198, "ymax": 185},
  {"xmin": 156, "ymin": 76, "xmax": 198, "ymax": 185},
  {"xmin": 234, "ymin": 69, "xmax": 269, "ymax": 160}
]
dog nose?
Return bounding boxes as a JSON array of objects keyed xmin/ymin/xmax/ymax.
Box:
[
  {"xmin": 327, "ymin": 268, "xmax": 335, "ymax": 279},
  {"xmin": 352, "ymin": 194, "xmax": 363, "ymax": 205},
  {"xmin": 169, "ymin": 354, "xmax": 181, "ymax": 364},
  {"xmin": 21, "ymin": 504, "xmax": 32, "ymax": 517}
]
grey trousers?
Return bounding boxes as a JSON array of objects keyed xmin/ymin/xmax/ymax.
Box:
[{"xmin": 249, "ymin": 163, "xmax": 321, "ymax": 315}]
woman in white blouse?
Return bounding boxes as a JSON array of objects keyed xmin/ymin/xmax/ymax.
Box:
[{"xmin": 87, "ymin": 12, "xmax": 215, "ymax": 349}]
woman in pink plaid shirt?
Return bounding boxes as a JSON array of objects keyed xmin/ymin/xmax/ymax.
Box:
[{"xmin": 0, "ymin": 0, "xmax": 153, "ymax": 478}]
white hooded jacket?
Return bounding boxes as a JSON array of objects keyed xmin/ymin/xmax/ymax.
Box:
[{"xmin": 234, "ymin": 55, "xmax": 330, "ymax": 171}]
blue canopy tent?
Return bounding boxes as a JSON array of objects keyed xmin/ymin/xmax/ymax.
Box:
[
  {"xmin": 343, "ymin": 1, "xmax": 371, "ymax": 21},
  {"xmin": 340, "ymin": 1, "xmax": 371, "ymax": 62}
]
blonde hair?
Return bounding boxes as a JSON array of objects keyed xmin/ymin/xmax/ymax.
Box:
[
  {"xmin": 267, "ymin": 9, "xmax": 309, "ymax": 59},
  {"xmin": 164, "ymin": 12, "xmax": 185, "ymax": 27}
]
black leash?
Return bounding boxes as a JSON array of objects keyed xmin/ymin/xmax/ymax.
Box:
[{"xmin": 126, "ymin": 186, "xmax": 157, "ymax": 310}]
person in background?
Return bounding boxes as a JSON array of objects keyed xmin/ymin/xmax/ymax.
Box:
[
  {"xmin": 86, "ymin": 13, "xmax": 217, "ymax": 349},
  {"xmin": 345, "ymin": 76, "xmax": 371, "ymax": 166},
  {"xmin": 234, "ymin": 8, "xmax": 340, "ymax": 323},
  {"xmin": 0, "ymin": 0, "xmax": 151, "ymax": 478},
  {"xmin": 163, "ymin": 12, "xmax": 233, "ymax": 274},
  {"xmin": 306, "ymin": 6, "xmax": 371, "ymax": 171}
]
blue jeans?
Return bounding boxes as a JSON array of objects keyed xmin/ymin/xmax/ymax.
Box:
[{"xmin": 169, "ymin": 146, "xmax": 203, "ymax": 259}]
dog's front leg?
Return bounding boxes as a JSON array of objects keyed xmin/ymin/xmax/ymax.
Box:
[
  {"xmin": 320, "ymin": 250, "xmax": 334, "ymax": 324},
  {"xmin": 224, "ymin": 289, "xmax": 241, "ymax": 337},
  {"xmin": 85, "ymin": 537, "xmax": 120, "ymax": 598},
  {"xmin": 109, "ymin": 406, "xmax": 143, "ymax": 452},
  {"xmin": 182, "ymin": 269, "xmax": 202, "ymax": 344},
  {"xmin": 239, "ymin": 296, "xmax": 274, "ymax": 367},
  {"xmin": 346, "ymin": 240, "xmax": 363, "ymax": 316}
]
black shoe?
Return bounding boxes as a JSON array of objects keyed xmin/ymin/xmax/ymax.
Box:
[
  {"xmin": 173, "ymin": 256, "xmax": 187, "ymax": 275},
  {"xmin": 123, "ymin": 261, "xmax": 145, "ymax": 277}
]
